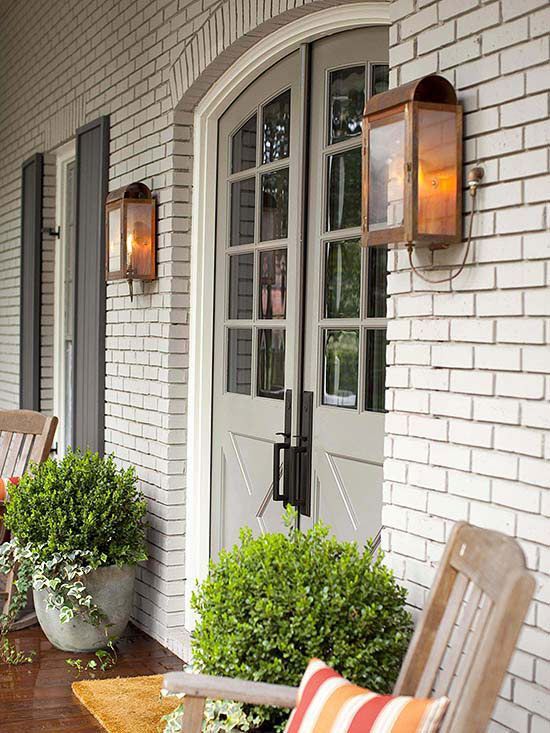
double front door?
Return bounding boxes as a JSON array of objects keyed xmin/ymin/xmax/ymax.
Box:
[{"xmin": 211, "ymin": 28, "xmax": 389, "ymax": 556}]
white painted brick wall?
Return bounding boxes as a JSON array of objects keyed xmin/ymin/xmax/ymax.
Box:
[{"xmin": 388, "ymin": 1, "xmax": 550, "ymax": 731}]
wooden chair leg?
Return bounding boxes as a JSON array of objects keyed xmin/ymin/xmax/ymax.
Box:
[{"xmin": 182, "ymin": 696, "xmax": 206, "ymax": 733}]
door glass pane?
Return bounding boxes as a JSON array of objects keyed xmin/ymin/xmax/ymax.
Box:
[
  {"xmin": 365, "ymin": 328, "xmax": 386, "ymax": 413},
  {"xmin": 262, "ymin": 90, "xmax": 291, "ymax": 164},
  {"xmin": 232, "ymin": 114, "xmax": 257, "ymax": 173},
  {"xmin": 261, "ymin": 168, "xmax": 289, "ymax": 241},
  {"xmin": 230, "ymin": 178, "xmax": 255, "ymax": 245},
  {"xmin": 327, "ymin": 148, "xmax": 361, "ymax": 231},
  {"xmin": 227, "ymin": 328, "xmax": 252, "ymax": 395},
  {"xmin": 322, "ymin": 329, "xmax": 359, "ymax": 409},
  {"xmin": 228, "ymin": 254, "xmax": 254, "ymax": 319},
  {"xmin": 257, "ymin": 329, "xmax": 285, "ymax": 399},
  {"xmin": 368, "ymin": 119, "xmax": 405, "ymax": 230},
  {"xmin": 371, "ymin": 64, "xmax": 389, "ymax": 96},
  {"xmin": 367, "ymin": 246, "xmax": 387, "ymax": 318},
  {"xmin": 328, "ymin": 65, "xmax": 365, "ymax": 144},
  {"xmin": 324, "ymin": 239, "xmax": 361, "ymax": 318},
  {"xmin": 259, "ymin": 249, "xmax": 287, "ymax": 319}
]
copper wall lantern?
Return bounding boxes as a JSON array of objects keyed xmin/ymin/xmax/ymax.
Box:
[
  {"xmin": 105, "ymin": 182, "xmax": 156, "ymax": 298},
  {"xmin": 362, "ymin": 74, "xmax": 463, "ymax": 249}
]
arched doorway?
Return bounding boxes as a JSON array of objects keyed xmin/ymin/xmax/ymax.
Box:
[
  {"xmin": 183, "ymin": 3, "xmax": 390, "ymax": 627},
  {"xmin": 211, "ymin": 27, "xmax": 389, "ymax": 556}
]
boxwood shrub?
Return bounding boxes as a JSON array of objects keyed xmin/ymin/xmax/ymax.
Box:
[
  {"xmin": 191, "ymin": 514, "xmax": 413, "ymax": 730},
  {"xmin": 5, "ymin": 448, "xmax": 147, "ymax": 567}
]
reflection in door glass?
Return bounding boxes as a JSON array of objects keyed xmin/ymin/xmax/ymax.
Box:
[
  {"xmin": 327, "ymin": 148, "xmax": 362, "ymax": 231},
  {"xmin": 262, "ymin": 90, "xmax": 291, "ymax": 164},
  {"xmin": 232, "ymin": 115, "xmax": 257, "ymax": 173},
  {"xmin": 261, "ymin": 169, "xmax": 289, "ymax": 241},
  {"xmin": 328, "ymin": 65, "xmax": 365, "ymax": 144},
  {"xmin": 324, "ymin": 239, "xmax": 361, "ymax": 318},
  {"xmin": 230, "ymin": 178, "xmax": 255, "ymax": 245},
  {"xmin": 371, "ymin": 64, "xmax": 390, "ymax": 96},
  {"xmin": 227, "ymin": 328, "xmax": 252, "ymax": 395},
  {"xmin": 322, "ymin": 329, "xmax": 359, "ymax": 409},
  {"xmin": 365, "ymin": 328, "xmax": 386, "ymax": 413},
  {"xmin": 228, "ymin": 254, "xmax": 254, "ymax": 319},
  {"xmin": 367, "ymin": 246, "xmax": 388, "ymax": 318},
  {"xmin": 257, "ymin": 329, "xmax": 285, "ymax": 399},
  {"xmin": 259, "ymin": 249, "xmax": 287, "ymax": 319}
]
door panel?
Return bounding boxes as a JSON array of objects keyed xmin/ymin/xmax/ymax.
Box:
[
  {"xmin": 211, "ymin": 29, "xmax": 389, "ymax": 555},
  {"xmin": 211, "ymin": 52, "xmax": 303, "ymax": 557},
  {"xmin": 301, "ymin": 28, "xmax": 389, "ymax": 544}
]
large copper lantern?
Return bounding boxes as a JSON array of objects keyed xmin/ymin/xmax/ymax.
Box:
[
  {"xmin": 105, "ymin": 182, "xmax": 156, "ymax": 297},
  {"xmin": 362, "ymin": 74, "xmax": 462, "ymax": 249}
]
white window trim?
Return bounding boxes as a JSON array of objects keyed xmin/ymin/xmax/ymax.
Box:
[
  {"xmin": 53, "ymin": 141, "xmax": 76, "ymax": 457},
  {"xmin": 184, "ymin": 2, "xmax": 391, "ymax": 634}
]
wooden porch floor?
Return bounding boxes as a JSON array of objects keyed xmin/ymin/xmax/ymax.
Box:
[{"xmin": 0, "ymin": 623, "xmax": 183, "ymax": 732}]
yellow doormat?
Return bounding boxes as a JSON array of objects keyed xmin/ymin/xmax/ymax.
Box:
[{"xmin": 72, "ymin": 674, "xmax": 180, "ymax": 733}]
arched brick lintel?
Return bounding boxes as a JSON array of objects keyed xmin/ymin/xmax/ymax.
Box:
[{"xmin": 170, "ymin": 0, "xmax": 376, "ymax": 112}]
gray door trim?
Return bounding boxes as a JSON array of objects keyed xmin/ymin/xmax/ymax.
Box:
[
  {"xmin": 73, "ymin": 116, "xmax": 109, "ymax": 454},
  {"xmin": 20, "ymin": 153, "xmax": 44, "ymax": 411}
]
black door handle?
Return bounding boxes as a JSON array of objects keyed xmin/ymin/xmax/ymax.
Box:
[
  {"xmin": 272, "ymin": 389, "xmax": 293, "ymax": 504},
  {"xmin": 273, "ymin": 439, "xmax": 290, "ymax": 502}
]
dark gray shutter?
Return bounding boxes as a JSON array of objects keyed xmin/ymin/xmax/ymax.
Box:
[
  {"xmin": 19, "ymin": 154, "xmax": 44, "ymax": 410},
  {"xmin": 73, "ymin": 117, "xmax": 109, "ymax": 454}
]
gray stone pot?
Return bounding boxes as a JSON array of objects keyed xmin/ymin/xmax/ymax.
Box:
[{"xmin": 33, "ymin": 564, "xmax": 136, "ymax": 653}]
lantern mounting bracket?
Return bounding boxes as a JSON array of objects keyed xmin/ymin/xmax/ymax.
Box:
[{"xmin": 42, "ymin": 226, "xmax": 60, "ymax": 238}]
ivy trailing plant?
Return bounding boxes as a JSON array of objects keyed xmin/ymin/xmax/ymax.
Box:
[
  {"xmin": 66, "ymin": 639, "xmax": 118, "ymax": 675},
  {"xmin": 162, "ymin": 508, "xmax": 412, "ymax": 732},
  {"xmin": 0, "ymin": 449, "xmax": 147, "ymax": 636},
  {"xmin": 0, "ymin": 636, "xmax": 35, "ymax": 665}
]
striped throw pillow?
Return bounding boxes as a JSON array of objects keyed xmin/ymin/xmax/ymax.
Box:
[
  {"xmin": 285, "ymin": 659, "xmax": 449, "ymax": 733},
  {"xmin": 0, "ymin": 476, "xmax": 19, "ymax": 502}
]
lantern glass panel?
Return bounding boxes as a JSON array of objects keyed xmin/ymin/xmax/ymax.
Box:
[
  {"xmin": 417, "ymin": 107, "xmax": 458, "ymax": 236},
  {"xmin": 368, "ymin": 117, "xmax": 405, "ymax": 231},
  {"xmin": 107, "ymin": 207, "xmax": 122, "ymax": 273},
  {"xmin": 126, "ymin": 202, "xmax": 153, "ymax": 278}
]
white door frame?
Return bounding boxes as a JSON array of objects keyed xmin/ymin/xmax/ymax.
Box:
[
  {"xmin": 185, "ymin": 2, "xmax": 390, "ymax": 629},
  {"xmin": 53, "ymin": 141, "xmax": 76, "ymax": 456}
]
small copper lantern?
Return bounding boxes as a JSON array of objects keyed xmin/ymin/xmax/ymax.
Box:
[
  {"xmin": 105, "ymin": 182, "xmax": 156, "ymax": 298},
  {"xmin": 362, "ymin": 74, "xmax": 462, "ymax": 249}
]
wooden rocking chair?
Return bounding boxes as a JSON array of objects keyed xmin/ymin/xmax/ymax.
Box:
[
  {"xmin": 164, "ymin": 522, "xmax": 535, "ymax": 733},
  {"xmin": 0, "ymin": 410, "xmax": 58, "ymax": 629}
]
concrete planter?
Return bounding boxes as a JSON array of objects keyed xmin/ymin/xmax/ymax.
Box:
[{"xmin": 33, "ymin": 564, "xmax": 136, "ymax": 653}]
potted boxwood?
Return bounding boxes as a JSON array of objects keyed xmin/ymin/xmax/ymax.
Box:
[
  {"xmin": 0, "ymin": 449, "xmax": 147, "ymax": 652},
  {"xmin": 162, "ymin": 509, "xmax": 413, "ymax": 732}
]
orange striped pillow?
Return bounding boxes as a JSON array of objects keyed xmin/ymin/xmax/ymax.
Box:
[
  {"xmin": 0, "ymin": 476, "xmax": 19, "ymax": 502},
  {"xmin": 285, "ymin": 659, "xmax": 449, "ymax": 733}
]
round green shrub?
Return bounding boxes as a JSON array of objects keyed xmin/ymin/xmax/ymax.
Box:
[
  {"xmin": 5, "ymin": 449, "xmax": 147, "ymax": 567},
  {"xmin": 191, "ymin": 515, "xmax": 413, "ymax": 731}
]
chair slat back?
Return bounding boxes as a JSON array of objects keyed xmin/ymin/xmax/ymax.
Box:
[
  {"xmin": 394, "ymin": 522, "xmax": 535, "ymax": 733},
  {"xmin": 0, "ymin": 410, "xmax": 58, "ymax": 477}
]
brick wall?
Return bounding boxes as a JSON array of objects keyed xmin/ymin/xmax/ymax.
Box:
[{"xmin": 385, "ymin": 1, "xmax": 550, "ymax": 731}]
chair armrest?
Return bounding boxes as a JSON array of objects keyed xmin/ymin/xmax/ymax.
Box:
[{"xmin": 163, "ymin": 672, "xmax": 298, "ymax": 708}]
